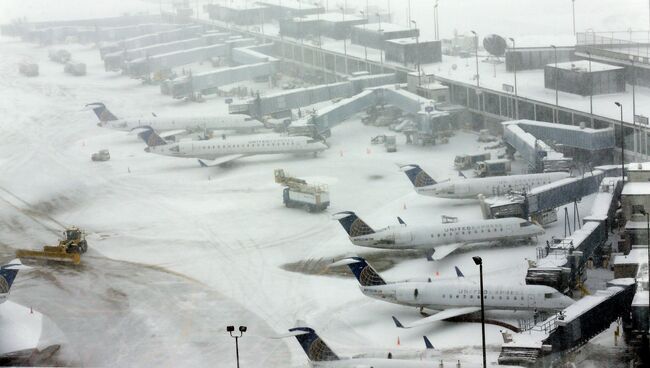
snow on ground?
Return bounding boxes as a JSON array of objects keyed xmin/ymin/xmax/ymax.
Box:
[
  {"xmin": 0, "ymin": 301, "xmax": 43, "ymax": 354},
  {"xmin": 0, "ymin": 1, "xmax": 616, "ymax": 366}
]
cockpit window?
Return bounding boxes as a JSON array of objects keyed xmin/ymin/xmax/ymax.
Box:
[
  {"xmin": 170, "ymin": 145, "xmax": 180, "ymax": 152},
  {"xmin": 520, "ymin": 221, "xmax": 534, "ymax": 227},
  {"xmin": 544, "ymin": 293, "xmax": 554, "ymax": 299}
]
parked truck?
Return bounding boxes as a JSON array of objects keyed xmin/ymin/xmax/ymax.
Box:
[
  {"xmin": 64, "ymin": 61, "xmax": 87, "ymax": 76},
  {"xmin": 474, "ymin": 159, "xmax": 512, "ymax": 177},
  {"xmin": 454, "ymin": 152, "xmax": 491, "ymax": 170},
  {"xmin": 19, "ymin": 62, "xmax": 39, "ymax": 76},
  {"xmin": 48, "ymin": 49, "xmax": 71, "ymax": 63},
  {"xmin": 275, "ymin": 169, "xmax": 329, "ymax": 212}
]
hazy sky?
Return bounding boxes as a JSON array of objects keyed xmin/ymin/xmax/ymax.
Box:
[{"xmin": 1, "ymin": 0, "xmax": 648, "ymax": 46}]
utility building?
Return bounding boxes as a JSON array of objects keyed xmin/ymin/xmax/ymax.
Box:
[
  {"xmin": 205, "ymin": 3, "xmax": 268, "ymax": 25},
  {"xmin": 544, "ymin": 60, "xmax": 625, "ymax": 96},
  {"xmin": 384, "ymin": 38, "xmax": 441, "ymax": 65},
  {"xmin": 351, "ymin": 23, "xmax": 419, "ymax": 50}
]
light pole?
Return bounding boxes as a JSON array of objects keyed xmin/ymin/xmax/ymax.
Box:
[
  {"xmin": 411, "ymin": 20, "xmax": 421, "ymax": 86},
  {"xmin": 473, "ymin": 256, "xmax": 487, "ymax": 368},
  {"xmin": 631, "ymin": 57, "xmax": 637, "ymax": 160},
  {"xmin": 434, "ymin": 0, "xmax": 439, "ymax": 41},
  {"xmin": 227, "ymin": 325, "xmax": 247, "ymax": 368},
  {"xmin": 314, "ymin": 1, "xmax": 326, "ymax": 83},
  {"xmin": 586, "ymin": 51, "xmax": 593, "ymax": 117},
  {"xmin": 471, "ymin": 30, "xmax": 480, "ymax": 87},
  {"xmin": 572, "ymin": 0, "xmax": 576, "ymax": 35},
  {"xmin": 340, "ymin": 6, "xmax": 348, "ymax": 76},
  {"xmin": 615, "ymin": 101, "xmax": 625, "ymax": 180},
  {"xmin": 509, "ymin": 37, "xmax": 518, "ymax": 119},
  {"xmin": 551, "ymin": 44, "xmax": 559, "ymax": 123},
  {"xmin": 408, "ymin": 0, "xmax": 411, "ymax": 26},
  {"xmin": 359, "ymin": 10, "xmax": 368, "ymax": 65},
  {"xmin": 377, "ymin": 13, "xmax": 384, "ymax": 72}
]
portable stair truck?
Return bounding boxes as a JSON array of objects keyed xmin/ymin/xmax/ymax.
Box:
[{"xmin": 274, "ymin": 169, "xmax": 329, "ymax": 212}]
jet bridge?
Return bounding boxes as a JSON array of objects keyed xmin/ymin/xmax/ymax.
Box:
[
  {"xmin": 125, "ymin": 43, "xmax": 229, "ymax": 78},
  {"xmin": 160, "ymin": 43, "xmax": 279, "ymax": 99},
  {"xmin": 498, "ymin": 278, "xmax": 636, "ymax": 367},
  {"xmin": 99, "ymin": 25, "xmax": 204, "ymax": 59},
  {"xmin": 502, "ymin": 120, "xmax": 615, "ymax": 173},
  {"xmin": 525, "ymin": 176, "xmax": 623, "ymax": 293},
  {"xmin": 289, "ymin": 85, "xmax": 436, "ymax": 133},
  {"xmin": 230, "ymin": 73, "xmax": 396, "ymax": 118}
]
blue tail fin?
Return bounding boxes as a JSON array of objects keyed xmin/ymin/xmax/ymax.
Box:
[
  {"xmin": 401, "ymin": 164, "xmax": 436, "ymax": 187},
  {"xmin": 138, "ymin": 127, "xmax": 167, "ymax": 147},
  {"xmin": 0, "ymin": 259, "xmax": 22, "ymax": 294},
  {"xmin": 288, "ymin": 327, "xmax": 339, "ymax": 362},
  {"xmin": 343, "ymin": 257, "xmax": 386, "ymax": 286},
  {"xmin": 423, "ymin": 336, "xmax": 434, "ymax": 349},
  {"xmin": 455, "ymin": 266, "xmax": 465, "ymax": 278},
  {"xmin": 85, "ymin": 102, "xmax": 118, "ymax": 122},
  {"xmin": 333, "ymin": 211, "xmax": 375, "ymax": 237}
]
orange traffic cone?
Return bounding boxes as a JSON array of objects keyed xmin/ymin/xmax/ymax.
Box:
[{"xmin": 397, "ymin": 336, "xmax": 401, "ymax": 346}]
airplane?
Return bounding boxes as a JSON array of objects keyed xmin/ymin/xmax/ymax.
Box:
[
  {"xmin": 85, "ymin": 102, "xmax": 265, "ymax": 136},
  {"xmin": 401, "ymin": 164, "xmax": 571, "ymax": 199},
  {"xmin": 140, "ymin": 128, "xmax": 329, "ymax": 167},
  {"xmin": 333, "ymin": 212, "xmax": 544, "ymax": 260},
  {"xmin": 333, "ymin": 256, "xmax": 574, "ymax": 328},
  {"xmin": 0, "ymin": 259, "xmax": 26, "ymax": 304},
  {"xmin": 282, "ymin": 326, "xmax": 477, "ymax": 367}
]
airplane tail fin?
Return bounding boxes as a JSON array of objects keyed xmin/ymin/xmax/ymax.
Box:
[
  {"xmin": 400, "ymin": 164, "xmax": 436, "ymax": 187},
  {"xmin": 288, "ymin": 327, "xmax": 339, "ymax": 362},
  {"xmin": 0, "ymin": 259, "xmax": 23, "ymax": 293},
  {"xmin": 332, "ymin": 211, "xmax": 375, "ymax": 237},
  {"xmin": 138, "ymin": 127, "xmax": 167, "ymax": 147},
  {"xmin": 332, "ymin": 257, "xmax": 386, "ymax": 286},
  {"xmin": 85, "ymin": 102, "xmax": 118, "ymax": 122}
]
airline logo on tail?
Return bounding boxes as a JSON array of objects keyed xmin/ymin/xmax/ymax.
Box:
[
  {"xmin": 138, "ymin": 128, "xmax": 167, "ymax": 147},
  {"xmin": 85, "ymin": 102, "xmax": 118, "ymax": 122},
  {"xmin": 0, "ymin": 259, "xmax": 23, "ymax": 295},
  {"xmin": 333, "ymin": 257, "xmax": 387, "ymax": 287},
  {"xmin": 289, "ymin": 327, "xmax": 339, "ymax": 362},
  {"xmin": 333, "ymin": 211, "xmax": 375, "ymax": 237},
  {"xmin": 401, "ymin": 164, "xmax": 436, "ymax": 188}
]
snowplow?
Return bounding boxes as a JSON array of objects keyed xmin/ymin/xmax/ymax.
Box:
[{"xmin": 16, "ymin": 227, "xmax": 88, "ymax": 264}]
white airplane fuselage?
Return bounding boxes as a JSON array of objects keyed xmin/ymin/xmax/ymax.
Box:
[
  {"xmin": 417, "ymin": 172, "xmax": 570, "ymax": 199},
  {"xmin": 101, "ymin": 115, "xmax": 264, "ymax": 133},
  {"xmin": 348, "ymin": 217, "xmax": 543, "ymax": 249},
  {"xmin": 360, "ymin": 280, "xmax": 573, "ymax": 312},
  {"xmin": 146, "ymin": 134, "xmax": 328, "ymax": 160}
]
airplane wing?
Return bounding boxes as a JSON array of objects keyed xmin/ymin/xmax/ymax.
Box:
[
  {"xmin": 158, "ymin": 129, "xmax": 187, "ymax": 139},
  {"xmin": 428, "ymin": 243, "xmax": 464, "ymax": 261},
  {"xmin": 197, "ymin": 154, "xmax": 247, "ymax": 167},
  {"xmin": 393, "ymin": 307, "xmax": 481, "ymax": 328}
]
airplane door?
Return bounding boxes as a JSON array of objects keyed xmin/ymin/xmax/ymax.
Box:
[{"xmin": 527, "ymin": 293, "xmax": 536, "ymax": 309}]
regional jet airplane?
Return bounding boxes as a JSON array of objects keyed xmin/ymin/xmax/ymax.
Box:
[
  {"xmin": 0, "ymin": 259, "xmax": 25, "ymax": 304},
  {"xmin": 140, "ymin": 128, "xmax": 329, "ymax": 167},
  {"xmin": 85, "ymin": 102, "xmax": 264, "ymax": 136},
  {"xmin": 283, "ymin": 326, "xmax": 453, "ymax": 367},
  {"xmin": 333, "ymin": 257, "xmax": 574, "ymax": 328},
  {"xmin": 333, "ymin": 212, "xmax": 544, "ymax": 260},
  {"xmin": 401, "ymin": 164, "xmax": 570, "ymax": 199}
]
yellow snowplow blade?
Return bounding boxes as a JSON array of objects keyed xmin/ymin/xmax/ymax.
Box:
[{"xmin": 16, "ymin": 249, "xmax": 81, "ymax": 264}]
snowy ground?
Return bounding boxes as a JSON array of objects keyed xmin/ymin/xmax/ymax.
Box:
[{"xmin": 0, "ymin": 1, "xmax": 634, "ymax": 367}]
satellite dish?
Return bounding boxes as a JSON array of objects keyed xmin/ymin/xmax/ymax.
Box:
[{"xmin": 483, "ymin": 34, "xmax": 507, "ymax": 57}]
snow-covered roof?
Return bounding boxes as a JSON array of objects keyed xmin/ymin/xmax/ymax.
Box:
[
  {"xmin": 627, "ymin": 162, "xmax": 650, "ymax": 172},
  {"xmin": 547, "ymin": 60, "xmax": 624, "ymax": 72},
  {"xmin": 632, "ymin": 290, "xmax": 649, "ymax": 307},
  {"xmin": 622, "ymin": 182, "xmax": 650, "ymax": 195},
  {"xmin": 613, "ymin": 247, "xmax": 648, "ymax": 265},
  {"xmin": 385, "ymin": 37, "xmax": 437, "ymax": 45},
  {"xmin": 353, "ymin": 22, "xmax": 413, "ymax": 33},
  {"xmin": 300, "ymin": 12, "xmax": 363, "ymax": 22}
]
